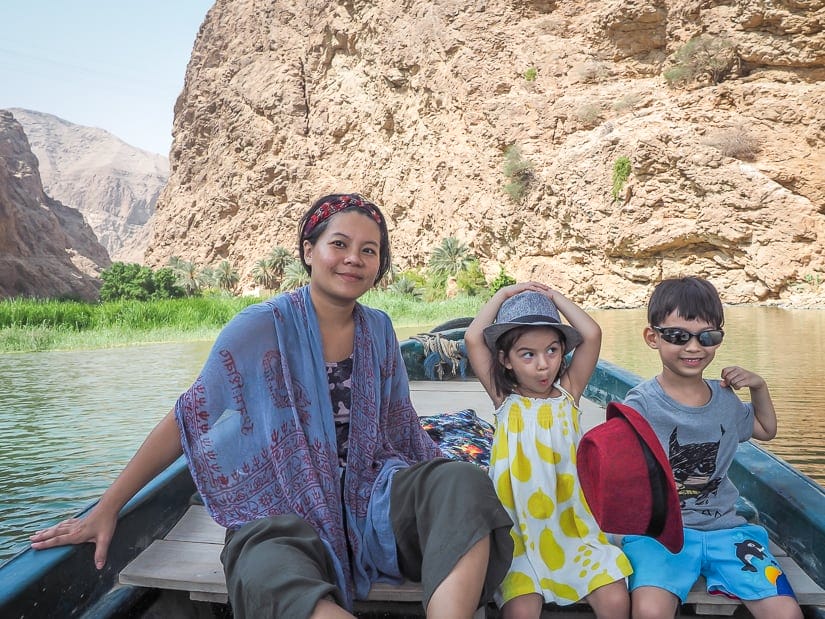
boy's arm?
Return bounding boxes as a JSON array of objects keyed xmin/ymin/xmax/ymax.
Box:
[
  {"xmin": 549, "ymin": 290, "xmax": 601, "ymax": 403},
  {"xmin": 465, "ymin": 282, "xmax": 548, "ymax": 406},
  {"xmin": 721, "ymin": 366, "xmax": 777, "ymax": 441}
]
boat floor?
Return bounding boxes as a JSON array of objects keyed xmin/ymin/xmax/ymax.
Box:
[{"xmin": 119, "ymin": 380, "xmax": 825, "ymax": 619}]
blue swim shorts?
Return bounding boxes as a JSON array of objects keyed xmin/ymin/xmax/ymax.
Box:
[{"xmin": 622, "ymin": 524, "xmax": 797, "ymax": 602}]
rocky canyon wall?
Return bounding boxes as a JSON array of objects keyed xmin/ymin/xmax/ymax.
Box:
[
  {"xmin": 0, "ymin": 111, "xmax": 110, "ymax": 301},
  {"xmin": 145, "ymin": 0, "xmax": 825, "ymax": 307},
  {"xmin": 9, "ymin": 108, "xmax": 169, "ymax": 263}
]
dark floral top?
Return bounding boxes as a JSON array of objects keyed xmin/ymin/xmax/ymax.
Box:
[
  {"xmin": 327, "ymin": 357, "xmax": 353, "ymax": 468},
  {"xmin": 325, "ymin": 357, "xmax": 493, "ymax": 472}
]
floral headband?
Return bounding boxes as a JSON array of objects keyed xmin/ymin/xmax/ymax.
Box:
[{"xmin": 302, "ymin": 194, "xmax": 383, "ymax": 240}]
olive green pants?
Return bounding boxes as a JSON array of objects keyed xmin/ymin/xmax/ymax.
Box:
[{"xmin": 221, "ymin": 459, "xmax": 513, "ymax": 619}]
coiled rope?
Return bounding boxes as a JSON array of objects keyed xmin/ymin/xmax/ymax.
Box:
[{"xmin": 410, "ymin": 333, "xmax": 469, "ymax": 380}]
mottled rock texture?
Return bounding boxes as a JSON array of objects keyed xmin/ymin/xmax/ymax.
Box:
[
  {"xmin": 9, "ymin": 108, "xmax": 169, "ymax": 263},
  {"xmin": 0, "ymin": 111, "xmax": 110, "ymax": 301},
  {"xmin": 143, "ymin": 0, "xmax": 825, "ymax": 306}
]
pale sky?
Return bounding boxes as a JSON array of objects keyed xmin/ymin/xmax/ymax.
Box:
[{"xmin": 0, "ymin": 1, "xmax": 214, "ymax": 156}]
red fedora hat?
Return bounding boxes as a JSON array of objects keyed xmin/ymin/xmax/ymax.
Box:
[{"xmin": 577, "ymin": 402, "xmax": 684, "ymax": 553}]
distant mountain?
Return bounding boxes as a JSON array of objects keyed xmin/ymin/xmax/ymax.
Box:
[
  {"xmin": 8, "ymin": 108, "xmax": 169, "ymax": 263},
  {"xmin": 0, "ymin": 110, "xmax": 110, "ymax": 301}
]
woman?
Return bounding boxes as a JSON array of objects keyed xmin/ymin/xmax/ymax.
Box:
[{"xmin": 31, "ymin": 193, "xmax": 513, "ymax": 619}]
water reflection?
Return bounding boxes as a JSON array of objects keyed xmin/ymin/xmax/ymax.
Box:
[{"xmin": 0, "ymin": 341, "xmax": 212, "ymax": 563}]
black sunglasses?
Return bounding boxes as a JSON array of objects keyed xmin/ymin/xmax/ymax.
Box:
[{"xmin": 653, "ymin": 326, "xmax": 724, "ymax": 347}]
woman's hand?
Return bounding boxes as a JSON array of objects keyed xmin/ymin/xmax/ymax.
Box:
[
  {"xmin": 28, "ymin": 408, "xmax": 184, "ymax": 570},
  {"xmin": 30, "ymin": 504, "xmax": 118, "ymax": 569}
]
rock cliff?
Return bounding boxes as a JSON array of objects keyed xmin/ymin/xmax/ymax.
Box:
[
  {"xmin": 0, "ymin": 111, "xmax": 110, "ymax": 301},
  {"xmin": 8, "ymin": 108, "xmax": 169, "ymax": 263},
  {"xmin": 145, "ymin": 0, "xmax": 825, "ymax": 306}
]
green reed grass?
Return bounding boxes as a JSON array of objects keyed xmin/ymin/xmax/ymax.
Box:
[
  {"xmin": 0, "ymin": 292, "xmax": 487, "ymax": 353},
  {"xmin": 362, "ymin": 290, "xmax": 484, "ymax": 327},
  {"xmin": 0, "ymin": 297, "xmax": 259, "ymax": 330},
  {"xmin": 0, "ymin": 297, "xmax": 259, "ymax": 352}
]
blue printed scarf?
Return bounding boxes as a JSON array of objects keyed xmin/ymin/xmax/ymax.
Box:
[{"xmin": 174, "ymin": 286, "xmax": 441, "ymax": 605}]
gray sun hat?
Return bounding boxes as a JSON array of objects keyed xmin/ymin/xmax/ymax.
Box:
[{"xmin": 483, "ymin": 291, "xmax": 584, "ymax": 352}]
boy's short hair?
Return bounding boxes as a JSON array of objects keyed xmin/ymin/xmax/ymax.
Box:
[{"xmin": 648, "ymin": 277, "xmax": 725, "ymax": 328}]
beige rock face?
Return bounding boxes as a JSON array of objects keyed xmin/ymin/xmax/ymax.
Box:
[
  {"xmin": 0, "ymin": 111, "xmax": 111, "ymax": 301},
  {"xmin": 145, "ymin": 0, "xmax": 825, "ymax": 307},
  {"xmin": 9, "ymin": 109, "xmax": 169, "ymax": 263}
]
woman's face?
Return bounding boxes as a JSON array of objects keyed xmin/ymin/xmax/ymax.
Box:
[{"xmin": 303, "ymin": 210, "xmax": 382, "ymax": 304}]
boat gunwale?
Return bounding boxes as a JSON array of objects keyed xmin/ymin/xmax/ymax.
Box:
[{"xmin": 0, "ymin": 457, "xmax": 193, "ymax": 615}]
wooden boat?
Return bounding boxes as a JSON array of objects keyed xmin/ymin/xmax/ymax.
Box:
[{"xmin": 1, "ymin": 326, "xmax": 824, "ymax": 618}]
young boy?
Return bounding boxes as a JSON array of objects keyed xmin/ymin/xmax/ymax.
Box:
[{"xmin": 621, "ymin": 277, "xmax": 802, "ymax": 619}]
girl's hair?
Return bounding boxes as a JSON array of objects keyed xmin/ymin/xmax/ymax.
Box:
[
  {"xmin": 648, "ymin": 277, "xmax": 724, "ymax": 328},
  {"xmin": 297, "ymin": 193, "xmax": 391, "ymax": 284},
  {"xmin": 490, "ymin": 325, "xmax": 568, "ymax": 397}
]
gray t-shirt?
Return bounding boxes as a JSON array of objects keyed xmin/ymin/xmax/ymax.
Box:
[{"xmin": 624, "ymin": 378, "xmax": 754, "ymax": 531}]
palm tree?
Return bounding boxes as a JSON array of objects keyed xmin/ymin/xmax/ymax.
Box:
[
  {"xmin": 167, "ymin": 255, "xmax": 186, "ymax": 272},
  {"xmin": 428, "ymin": 237, "xmax": 474, "ymax": 277},
  {"xmin": 251, "ymin": 246, "xmax": 294, "ymax": 292},
  {"xmin": 388, "ymin": 275, "xmax": 421, "ymax": 298},
  {"xmin": 169, "ymin": 257, "xmax": 202, "ymax": 296},
  {"xmin": 280, "ymin": 259, "xmax": 310, "ymax": 290},
  {"xmin": 269, "ymin": 246, "xmax": 293, "ymax": 273},
  {"xmin": 251, "ymin": 258, "xmax": 277, "ymax": 291},
  {"xmin": 199, "ymin": 267, "xmax": 217, "ymax": 291},
  {"xmin": 214, "ymin": 260, "xmax": 240, "ymax": 293}
]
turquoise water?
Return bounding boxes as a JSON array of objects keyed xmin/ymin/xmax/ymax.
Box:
[
  {"xmin": 1, "ymin": 306, "xmax": 823, "ymax": 564},
  {"xmin": 0, "ymin": 341, "xmax": 212, "ymax": 565}
]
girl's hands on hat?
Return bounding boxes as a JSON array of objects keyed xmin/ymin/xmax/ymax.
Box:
[{"xmin": 495, "ymin": 281, "xmax": 550, "ymax": 301}]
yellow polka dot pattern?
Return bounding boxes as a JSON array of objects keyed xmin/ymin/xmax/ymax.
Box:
[{"xmin": 489, "ymin": 390, "xmax": 633, "ymax": 607}]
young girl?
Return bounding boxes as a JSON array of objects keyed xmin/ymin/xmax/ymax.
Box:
[{"xmin": 466, "ymin": 282, "xmax": 632, "ymax": 619}]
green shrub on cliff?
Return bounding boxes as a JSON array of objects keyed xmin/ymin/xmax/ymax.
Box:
[
  {"xmin": 611, "ymin": 156, "xmax": 632, "ymax": 201},
  {"xmin": 490, "ymin": 268, "xmax": 516, "ymax": 294},
  {"xmin": 663, "ymin": 35, "xmax": 738, "ymax": 88},
  {"xmin": 502, "ymin": 145, "xmax": 534, "ymax": 202}
]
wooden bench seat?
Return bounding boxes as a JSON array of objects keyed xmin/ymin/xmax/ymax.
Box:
[
  {"xmin": 119, "ymin": 505, "xmax": 485, "ymax": 617},
  {"xmin": 120, "ymin": 505, "xmax": 825, "ymax": 617}
]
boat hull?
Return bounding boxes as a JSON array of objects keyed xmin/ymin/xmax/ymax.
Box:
[{"xmin": 0, "ymin": 458, "xmax": 195, "ymax": 617}]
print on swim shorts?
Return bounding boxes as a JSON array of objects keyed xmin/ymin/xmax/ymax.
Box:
[
  {"xmin": 735, "ymin": 539, "xmax": 766, "ymax": 572},
  {"xmin": 733, "ymin": 539, "xmax": 796, "ymax": 597}
]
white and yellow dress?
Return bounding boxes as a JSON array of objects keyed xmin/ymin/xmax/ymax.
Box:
[{"xmin": 489, "ymin": 386, "xmax": 632, "ymax": 607}]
